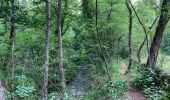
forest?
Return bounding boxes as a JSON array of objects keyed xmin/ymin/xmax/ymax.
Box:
[{"xmin": 0, "ymin": 0, "xmax": 170, "ymax": 100}]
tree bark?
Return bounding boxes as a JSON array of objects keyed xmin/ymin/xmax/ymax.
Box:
[
  {"xmin": 147, "ymin": 0, "xmax": 170, "ymax": 68},
  {"xmin": 9, "ymin": 0, "xmax": 17, "ymax": 99},
  {"xmin": 57, "ymin": 0, "xmax": 66, "ymax": 99},
  {"xmin": 137, "ymin": 36, "xmax": 147, "ymax": 64},
  {"xmin": 126, "ymin": 0, "xmax": 133, "ymax": 70},
  {"xmin": 42, "ymin": 0, "xmax": 51, "ymax": 99}
]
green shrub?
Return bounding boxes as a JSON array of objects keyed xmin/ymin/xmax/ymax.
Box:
[
  {"xmin": 109, "ymin": 80, "xmax": 128, "ymax": 99},
  {"xmin": 133, "ymin": 67, "xmax": 170, "ymax": 99},
  {"xmin": 15, "ymin": 85, "xmax": 36, "ymax": 98},
  {"xmin": 83, "ymin": 80, "xmax": 128, "ymax": 100},
  {"xmin": 65, "ymin": 63, "xmax": 78, "ymax": 83}
]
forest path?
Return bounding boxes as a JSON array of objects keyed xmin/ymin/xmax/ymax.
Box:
[
  {"xmin": 0, "ymin": 81, "xmax": 5, "ymax": 100},
  {"xmin": 66, "ymin": 66, "xmax": 90, "ymax": 100},
  {"xmin": 119, "ymin": 62, "xmax": 146, "ymax": 100}
]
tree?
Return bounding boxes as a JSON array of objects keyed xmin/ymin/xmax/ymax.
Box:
[
  {"xmin": 95, "ymin": 0, "xmax": 112, "ymax": 83},
  {"xmin": 42, "ymin": 0, "xmax": 51, "ymax": 99},
  {"xmin": 126, "ymin": 0, "xmax": 133, "ymax": 71},
  {"xmin": 129, "ymin": 0, "xmax": 150, "ymax": 64},
  {"xmin": 57, "ymin": 0, "xmax": 66, "ymax": 99},
  {"xmin": 9, "ymin": 0, "xmax": 17, "ymax": 99},
  {"xmin": 129, "ymin": 0, "xmax": 158, "ymax": 64},
  {"xmin": 147, "ymin": 0, "xmax": 170, "ymax": 68},
  {"xmin": 137, "ymin": 17, "xmax": 158, "ymax": 64}
]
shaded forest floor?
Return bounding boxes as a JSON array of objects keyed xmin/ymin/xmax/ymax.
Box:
[
  {"xmin": 119, "ymin": 62, "xmax": 146, "ymax": 100},
  {"xmin": 65, "ymin": 62, "xmax": 147, "ymax": 100},
  {"xmin": 66, "ymin": 66, "xmax": 90, "ymax": 100}
]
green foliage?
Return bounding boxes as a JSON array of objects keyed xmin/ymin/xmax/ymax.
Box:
[
  {"xmin": 109, "ymin": 80, "xmax": 128, "ymax": 99},
  {"xmin": 83, "ymin": 66, "xmax": 128, "ymax": 100},
  {"xmin": 5, "ymin": 90, "xmax": 14, "ymax": 100},
  {"xmin": 133, "ymin": 68, "xmax": 155, "ymax": 89},
  {"xmin": 162, "ymin": 30, "xmax": 170, "ymax": 54},
  {"xmin": 15, "ymin": 85, "xmax": 36, "ymax": 98},
  {"xmin": 49, "ymin": 92, "xmax": 57, "ymax": 100},
  {"xmin": 12, "ymin": 75, "xmax": 37, "ymax": 99},
  {"xmin": 133, "ymin": 67, "xmax": 170, "ymax": 99},
  {"xmin": 83, "ymin": 80, "xmax": 128, "ymax": 100},
  {"xmin": 1, "ymin": 0, "xmax": 170, "ymax": 99},
  {"xmin": 65, "ymin": 63, "xmax": 78, "ymax": 82}
]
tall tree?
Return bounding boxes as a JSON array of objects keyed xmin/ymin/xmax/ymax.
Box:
[
  {"xmin": 42, "ymin": 0, "xmax": 51, "ymax": 99},
  {"xmin": 129, "ymin": 0, "xmax": 158, "ymax": 64},
  {"xmin": 126, "ymin": 0, "xmax": 133, "ymax": 71},
  {"xmin": 57, "ymin": 0, "xmax": 65, "ymax": 99},
  {"xmin": 9, "ymin": 0, "xmax": 17, "ymax": 99},
  {"xmin": 147, "ymin": 0, "xmax": 170, "ymax": 68}
]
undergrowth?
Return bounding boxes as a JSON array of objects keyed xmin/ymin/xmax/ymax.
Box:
[
  {"xmin": 83, "ymin": 60, "xmax": 128, "ymax": 100},
  {"xmin": 133, "ymin": 66, "xmax": 170, "ymax": 100}
]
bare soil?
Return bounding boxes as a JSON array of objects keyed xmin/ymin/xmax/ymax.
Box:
[{"xmin": 119, "ymin": 62, "xmax": 146, "ymax": 100}]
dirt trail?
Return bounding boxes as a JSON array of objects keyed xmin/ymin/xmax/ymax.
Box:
[
  {"xmin": 0, "ymin": 81, "xmax": 5, "ymax": 100},
  {"xmin": 127, "ymin": 86, "xmax": 146, "ymax": 100},
  {"xmin": 119, "ymin": 62, "xmax": 146, "ymax": 100}
]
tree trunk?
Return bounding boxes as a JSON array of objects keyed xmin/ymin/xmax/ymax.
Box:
[
  {"xmin": 129, "ymin": 0, "xmax": 150, "ymax": 64},
  {"xmin": 137, "ymin": 17, "xmax": 158, "ymax": 64},
  {"xmin": 9, "ymin": 0, "xmax": 17, "ymax": 99},
  {"xmin": 126, "ymin": 0, "xmax": 133, "ymax": 70},
  {"xmin": 137, "ymin": 36, "xmax": 147, "ymax": 64},
  {"xmin": 42, "ymin": 0, "xmax": 51, "ymax": 99},
  {"xmin": 147, "ymin": 0, "xmax": 170, "ymax": 68},
  {"xmin": 57, "ymin": 0, "xmax": 66, "ymax": 99}
]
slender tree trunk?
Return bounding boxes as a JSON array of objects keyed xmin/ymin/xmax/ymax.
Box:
[
  {"xmin": 9, "ymin": 0, "xmax": 17, "ymax": 99},
  {"xmin": 57, "ymin": 0, "xmax": 65, "ymax": 99},
  {"xmin": 129, "ymin": 0, "xmax": 150, "ymax": 64},
  {"xmin": 10, "ymin": 19, "xmax": 16, "ymax": 98},
  {"xmin": 42, "ymin": 0, "xmax": 51, "ymax": 99},
  {"xmin": 61, "ymin": 0, "xmax": 68, "ymax": 34},
  {"xmin": 54, "ymin": 0, "xmax": 68, "ymax": 36},
  {"xmin": 137, "ymin": 17, "xmax": 158, "ymax": 64},
  {"xmin": 137, "ymin": 36, "xmax": 147, "ymax": 64},
  {"xmin": 147, "ymin": 0, "xmax": 170, "ymax": 68},
  {"xmin": 126, "ymin": 0, "xmax": 133, "ymax": 70}
]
